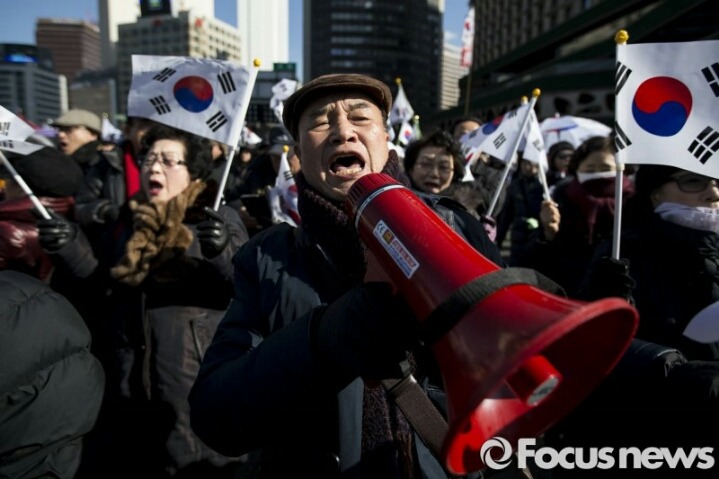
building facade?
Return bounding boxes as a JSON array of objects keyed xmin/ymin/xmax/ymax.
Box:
[
  {"xmin": 0, "ymin": 45, "xmax": 67, "ymax": 124},
  {"xmin": 432, "ymin": 0, "xmax": 717, "ymax": 128},
  {"xmin": 35, "ymin": 18, "xmax": 101, "ymax": 83},
  {"xmin": 304, "ymin": 0, "xmax": 445, "ymax": 121},
  {"xmin": 237, "ymin": 0, "xmax": 290, "ymax": 71},
  {"xmin": 441, "ymin": 42, "xmax": 468, "ymax": 111},
  {"xmin": 99, "ymin": 0, "xmax": 214, "ymax": 69}
]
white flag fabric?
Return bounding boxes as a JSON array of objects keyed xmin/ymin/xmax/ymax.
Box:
[
  {"xmin": 128, "ymin": 55, "xmax": 255, "ymax": 147},
  {"xmin": 615, "ymin": 39, "xmax": 719, "ymax": 178},
  {"xmin": 458, "ymin": 103, "xmax": 531, "ymax": 167},
  {"xmin": 241, "ymin": 125, "xmax": 263, "ymax": 146},
  {"xmin": 0, "ymin": 105, "xmax": 43, "ymax": 155},
  {"xmin": 389, "ymin": 82, "xmax": 415, "ymax": 126},
  {"xmin": 683, "ymin": 300, "xmax": 719, "ymax": 344},
  {"xmin": 397, "ymin": 120, "xmax": 415, "ymax": 146},
  {"xmin": 540, "ymin": 115, "xmax": 612, "ymax": 150},
  {"xmin": 0, "ymin": 138, "xmax": 44, "ymax": 155},
  {"xmin": 101, "ymin": 117, "xmax": 123, "ymax": 143},
  {"xmin": 0, "ymin": 105, "xmax": 36, "ymax": 141},
  {"xmin": 522, "ymin": 110, "xmax": 549, "ymax": 171},
  {"xmin": 271, "ymin": 78, "xmax": 299, "ymax": 101},
  {"xmin": 268, "ymin": 149, "xmax": 300, "ymax": 227},
  {"xmin": 460, "ymin": 6, "xmax": 475, "ymax": 68},
  {"xmin": 270, "ymin": 78, "xmax": 299, "ymax": 124}
]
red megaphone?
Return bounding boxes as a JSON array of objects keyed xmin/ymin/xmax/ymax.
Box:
[{"xmin": 345, "ymin": 173, "xmax": 638, "ymax": 475}]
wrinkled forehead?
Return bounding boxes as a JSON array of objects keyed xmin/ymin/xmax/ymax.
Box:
[{"xmin": 300, "ymin": 91, "xmax": 383, "ymax": 120}]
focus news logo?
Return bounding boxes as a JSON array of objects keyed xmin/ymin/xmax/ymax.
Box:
[{"xmin": 480, "ymin": 437, "xmax": 716, "ymax": 471}]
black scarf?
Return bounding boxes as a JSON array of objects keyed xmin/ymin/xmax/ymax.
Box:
[
  {"xmin": 295, "ymin": 150, "xmax": 417, "ymax": 478},
  {"xmin": 295, "ymin": 149, "xmax": 410, "ymax": 287}
]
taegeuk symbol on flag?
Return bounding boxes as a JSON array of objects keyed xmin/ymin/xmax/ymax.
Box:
[
  {"xmin": 615, "ymin": 39, "xmax": 719, "ymax": 178},
  {"xmin": 128, "ymin": 55, "xmax": 254, "ymax": 147}
]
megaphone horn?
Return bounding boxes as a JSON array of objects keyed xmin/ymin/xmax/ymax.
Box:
[{"xmin": 346, "ymin": 173, "xmax": 638, "ymax": 475}]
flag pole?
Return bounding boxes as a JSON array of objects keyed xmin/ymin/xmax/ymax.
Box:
[
  {"xmin": 611, "ymin": 30, "xmax": 629, "ymax": 260},
  {"xmin": 213, "ymin": 58, "xmax": 261, "ymax": 211},
  {"xmin": 486, "ymin": 89, "xmax": 541, "ymax": 218},
  {"xmin": 463, "ymin": 64, "xmax": 474, "ymax": 116},
  {"xmin": 394, "ymin": 77, "xmax": 402, "ymax": 146},
  {"xmin": 0, "ymin": 150, "xmax": 51, "ymax": 219}
]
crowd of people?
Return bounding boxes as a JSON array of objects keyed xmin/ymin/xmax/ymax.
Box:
[{"xmin": 0, "ymin": 71, "xmax": 717, "ymax": 479}]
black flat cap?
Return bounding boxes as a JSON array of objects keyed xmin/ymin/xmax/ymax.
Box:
[
  {"xmin": 282, "ymin": 73, "xmax": 392, "ymax": 140},
  {"xmin": 3, "ymin": 147, "xmax": 84, "ymax": 197}
]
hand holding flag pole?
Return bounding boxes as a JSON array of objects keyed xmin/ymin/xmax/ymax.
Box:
[
  {"xmin": 612, "ymin": 30, "xmax": 630, "ymax": 261},
  {"xmin": 0, "ymin": 150, "xmax": 50, "ymax": 219},
  {"xmin": 213, "ymin": 58, "xmax": 261, "ymax": 211},
  {"xmin": 486, "ymin": 89, "xmax": 541, "ymax": 218}
]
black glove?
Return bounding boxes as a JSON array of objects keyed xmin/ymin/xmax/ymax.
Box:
[
  {"xmin": 37, "ymin": 211, "xmax": 78, "ymax": 252},
  {"xmin": 581, "ymin": 256, "xmax": 635, "ymax": 302},
  {"xmin": 197, "ymin": 206, "xmax": 230, "ymax": 259},
  {"xmin": 97, "ymin": 202, "xmax": 120, "ymax": 223},
  {"xmin": 312, "ymin": 282, "xmax": 417, "ymax": 383}
]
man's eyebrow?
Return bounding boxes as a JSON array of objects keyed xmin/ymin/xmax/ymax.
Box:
[{"xmin": 306, "ymin": 99, "xmax": 374, "ymax": 122}]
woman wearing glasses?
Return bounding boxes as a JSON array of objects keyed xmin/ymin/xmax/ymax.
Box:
[
  {"xmin": 611, "ymin": 164, "xmax": 719, "ymax": 361},
  {"xmin": 35, "ymin": 124, "xmax": 250, "ymax": 478}
]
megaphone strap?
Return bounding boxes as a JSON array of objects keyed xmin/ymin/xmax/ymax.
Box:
[{"xmin": 420, "ymin": 268, "xmax": 566, "ymax": 345}]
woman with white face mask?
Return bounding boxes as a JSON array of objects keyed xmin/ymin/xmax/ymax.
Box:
[
  {"xmin": 513, "ymin": 135, "xmax": 635, "ymax": 297},
  {"xmin": 599, "ymin": 164, "xmax": 719, "ymax": 361}
]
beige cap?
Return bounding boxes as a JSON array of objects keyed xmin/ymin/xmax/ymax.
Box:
[{"xmin": 53, "ymin": 109, "xmax": 102, "ymax": 134}]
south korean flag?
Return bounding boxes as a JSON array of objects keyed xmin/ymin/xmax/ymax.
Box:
[
  {"xmin": 615, "ymin": 39, "xmax": 719, "ymax": 178},
  {"xmin": 128, "ymin": 55, "xmax": 256, "ymax": 146}
]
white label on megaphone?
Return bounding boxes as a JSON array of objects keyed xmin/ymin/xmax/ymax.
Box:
[{"xmin": 683, "ymin": 301, "xmax": 719, "ymax": 344}]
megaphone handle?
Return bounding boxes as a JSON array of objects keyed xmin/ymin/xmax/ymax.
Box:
[{"xmin": 507, "ymin": 355, "xmax": 562, "ymax": 407}]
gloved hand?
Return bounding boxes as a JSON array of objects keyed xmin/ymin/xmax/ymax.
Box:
[
  {"xmin": 581, "ymin": 256, "xmax": 635, "ymax": 302},
  {"xmin": 37, "ymin": 211, "xmax": 78, "ymax": 252},
  {"xmin": 97, "ymin": 202, "xmax": 120, "ymax": 223},
  {"xmin": 197, "ymin": 206, "xmax": 230, "ymax": 259},
  {"xmin": 312, "ymin": 282, "xmax": 417, "ymax": 382}
]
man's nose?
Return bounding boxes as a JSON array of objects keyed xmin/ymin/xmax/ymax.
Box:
[{"xmin": 330, "ymin": 117, "xmax": 357, "ymax": 143}]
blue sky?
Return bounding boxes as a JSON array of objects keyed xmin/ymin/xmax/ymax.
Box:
[{"xmin": 0, "ymin": 0, "xmax": 469, "ymax": 79}]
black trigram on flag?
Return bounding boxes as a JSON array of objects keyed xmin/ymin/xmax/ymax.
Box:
[
  {"xmin": 206, "ymin": 111, "xmax": 228, "ymax": 132},
  {"xmin": 0, "ymin": 139, "xmax": 14, "ymax": 149},
  {"xmin": 505, "ymin": 109, "xmax": 518, "ymax": 120},
  {"xmin": 282, "ymin": 170, "xmax": 293, "ymax": 181},
  {"xmin": 614, "ymin": 122, "xmax": 631, "ymax": 151},
  {"xmin": 0, "ymin": 122, "xmax": 10, "ymax": 136},
  {"xmin": 217, "ymin": 72, "xmax": 236, "ymax": 94},
  {"xmin": 688, "ymin": 126, "xmax": 719, "ymax": 164},
  {"xmin": 615, "ymin": 62, "xmax": 632, "ymax": 95},
  {"xmin": 493, "ymin": 132, "xmax": 507, "ymax": 149},
  {"xmin": 701, "ymin": 62, "xmax": 719, "ymax": 97},
  {"xmin": 153, "ymin": 68, "xmax": 177, "ymax": 83},
  {"xmin": 150, "ymin": 96, "xmax": 171, "ymax": 115}
]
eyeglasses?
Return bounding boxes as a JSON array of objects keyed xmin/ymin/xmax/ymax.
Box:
[
  {"xmin": 141, "ymin": 151, "xmax": 187, "ymax": 170},
  {"xmin": 669, "ymin": 174, "xmax": 718, "ymax": 193},
  {"xmin": 415, "ymin": 160, "xmax": 454, "ymax": 175}
]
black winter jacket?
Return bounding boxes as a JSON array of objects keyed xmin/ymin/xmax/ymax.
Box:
[
  {"xmin": 190, "ymin": 194, "xmax": 504, "ymax": 478},
  {"xmin": 0, "ymin": 270, "xmax": 104, "ymax": 479}
]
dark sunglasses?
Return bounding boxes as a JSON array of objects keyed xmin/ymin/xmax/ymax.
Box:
[{"xmin": 669, "ymin": 174, "xmax": 718, "ymax": 193}]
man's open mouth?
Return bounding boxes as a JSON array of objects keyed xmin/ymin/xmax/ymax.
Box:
[{"xmin": 330, "ymin": 154, "xmax": 365, "ymax": 176}]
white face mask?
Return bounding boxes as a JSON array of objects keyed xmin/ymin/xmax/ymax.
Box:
[
  {"xmin": 576, "ymin": 171, "xmax": 616, "ymax": 184},
  {"xmin": 655, "ymin": 202, "xmax": 719, "ymax": 234}
]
